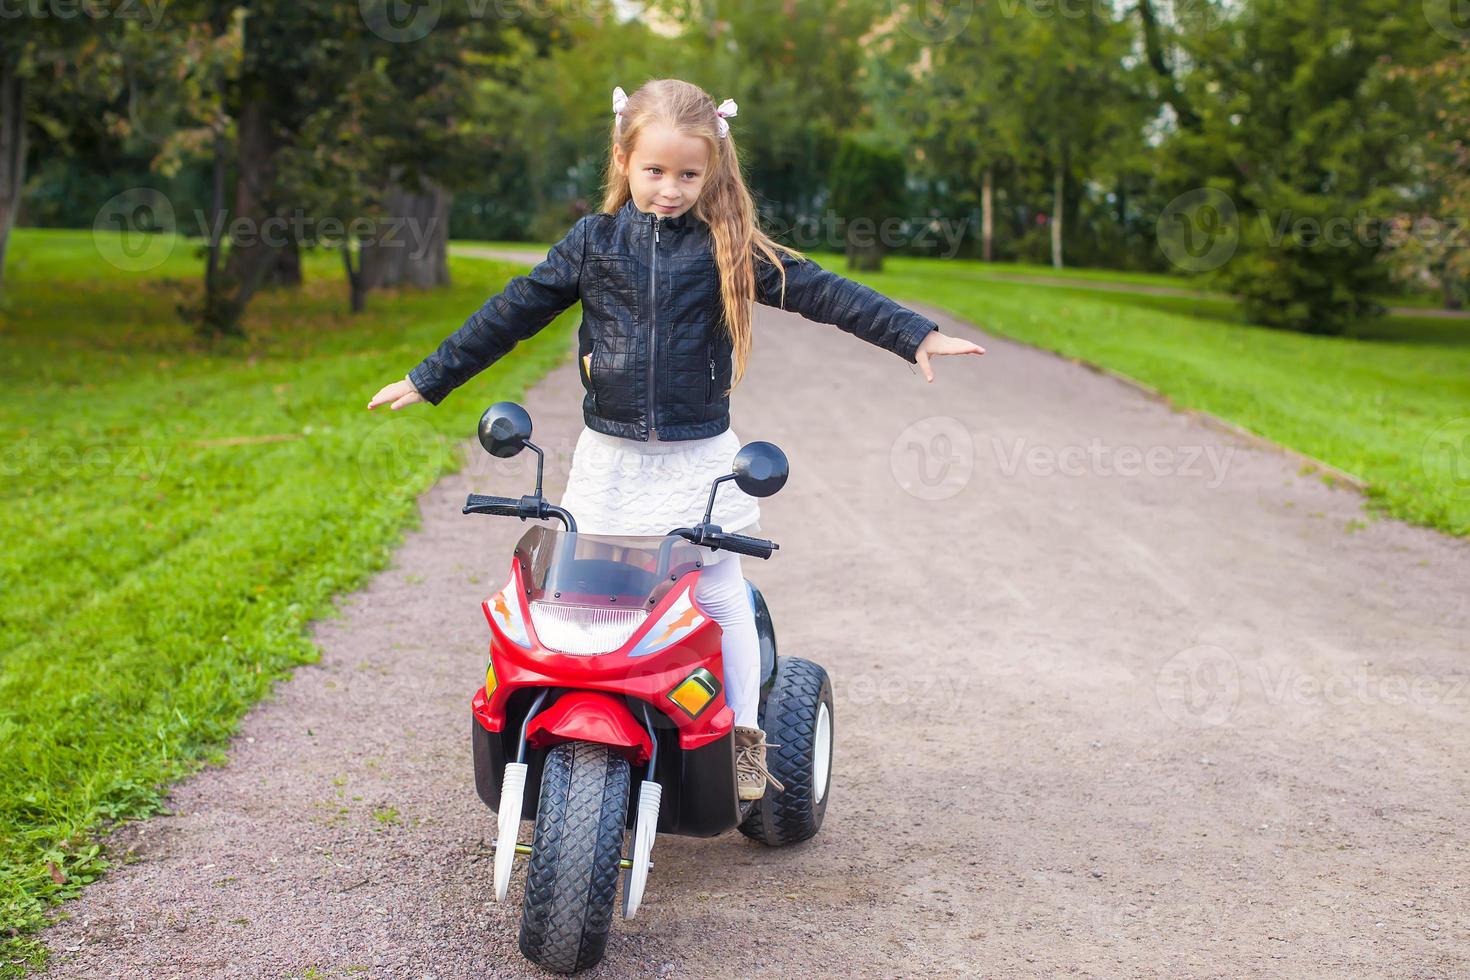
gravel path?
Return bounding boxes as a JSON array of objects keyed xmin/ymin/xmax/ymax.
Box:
[{"xmin": 38, "ymin": 295, "xmax": 1470, "ymax": 978}]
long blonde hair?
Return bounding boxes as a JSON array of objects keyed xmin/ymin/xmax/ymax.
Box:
[{"xmin": 598, "ymin": 78, "xmax": 803, "ymax": 392}]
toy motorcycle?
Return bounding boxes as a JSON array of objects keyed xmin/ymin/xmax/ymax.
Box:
[{"xmin": 463, "ymin": 402, "xmax": 834, "ymax": 975}]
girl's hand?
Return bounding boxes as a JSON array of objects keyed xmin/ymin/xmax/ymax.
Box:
[
  {"xmin": 915, "ymin": 330, "xmax": 986, "ymax": 383},
  {"xmin": 367, "ymin": 376, "xmax": 425, "ymax": 411}
]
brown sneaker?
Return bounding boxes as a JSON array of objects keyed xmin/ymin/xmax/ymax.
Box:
[{"xmin": 734, "ymin": 725, "xmax": 785, "ymax": 801}]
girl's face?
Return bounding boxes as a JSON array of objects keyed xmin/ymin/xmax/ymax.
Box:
[{"xmin": 613, "ymin": 123, "xmax": 711, "ymax": 221}]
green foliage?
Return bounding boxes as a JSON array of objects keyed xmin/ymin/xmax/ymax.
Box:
[
  {"xmin": 829, "ymin": 134, "xmax": 908, "ymax": 268},
  {"xmin": 1161, "ymin": 0, "xmax": 1453, "ymax": 333},
  {"xmin": 0, "ymin": 229, "xmax": 574, "ymax": 973}
]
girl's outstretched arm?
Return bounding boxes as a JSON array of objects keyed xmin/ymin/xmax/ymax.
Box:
[
  {"xmin": 755, "ymin": 251, "xmax": 967, "ymax": 366},
  {"xmin": 403, "ymin": 216, "xmax": 591, "ymax": 406}
]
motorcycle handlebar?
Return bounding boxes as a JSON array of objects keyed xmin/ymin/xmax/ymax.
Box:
[
  {"xmin": 463, "ymin": 493, "xmax": 526, "ymax": 518},
  {"xmin": 708, "ymin": 532, "xmax": 779, "ymax": 560}
]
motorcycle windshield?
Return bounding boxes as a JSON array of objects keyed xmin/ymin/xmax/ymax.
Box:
[{"xmin": 513, "ymin": 525, "xmax": 707, "ymax": 655}]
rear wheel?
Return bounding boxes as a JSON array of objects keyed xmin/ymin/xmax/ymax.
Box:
[
  {"xmin": 739, "ymin": 657, "xmax": 834, "ymax": 846},
  {"xmin": 517, "ymin": 741, "xmax": 630, "ymax": 974}
]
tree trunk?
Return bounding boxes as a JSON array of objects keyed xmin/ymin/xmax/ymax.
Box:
[
  {"xmin": 204, "ymin": 127, "xmax": 226, "ymax": 300},
  {"xmin": 265, "ymin": 239, "xmax": 301, "ymax": 288},
  {"xmin": 1138, "ymin": 0, "xmax": 1200, "ymax": 132},
  {"xmin": 1445, "ymin": 274, "xmax": 1464, "ymax": 312},
  {"xmin": 201, "ymin": 92, "xmax": 279, "ymax": 337},
  {"xmin": 844, "ymin": 217, "xmax": 883, "ymax": 272},
  {"xmin": 1051, "ymin": 164, "xmax": 1065, "ymax": 270},
  {"xmin": 360, "ymin": 173, "xmax": 451, "ymax": 291},
  {"xmin": 0, "ymin": 55, "xmax": 26, "ymax": 292},
  {"xmin": 341, "ymin": 243, "xmax": 366, "ymax": 314},
  {"xmin": 981, "ymin": 167, "xmax": 994, "ymax": 263}
]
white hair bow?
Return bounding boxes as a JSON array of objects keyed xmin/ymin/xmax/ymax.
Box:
[
  {"xmin": 715, "ymin": 98, "xmax": 738, "ymax": 139},
  {"xmin": 612, "ymin": 86, "xmax": 629, "ymax": 130}
]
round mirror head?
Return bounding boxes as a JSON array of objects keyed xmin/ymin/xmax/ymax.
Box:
[
  {"xmin": 478, "ymin": 402, "xmax": 532, "ymax": 458},
  {"xmin": 732, "ymin": 441, "xmax": 789, "ymax": 498}
]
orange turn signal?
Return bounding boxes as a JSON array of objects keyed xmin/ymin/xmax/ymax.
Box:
[{"xmin": 668, "ymin": 668, "xmax": 721, "ymax": 719}]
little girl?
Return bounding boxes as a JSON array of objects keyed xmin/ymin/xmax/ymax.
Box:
[{"xmin": 368, "ymin": 78, "xmax": 984, "ymax": 801}]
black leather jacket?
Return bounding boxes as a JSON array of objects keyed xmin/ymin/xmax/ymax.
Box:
[{"xmin": 407, "ymin": 197, "xmax": 938, "ymax": 441}]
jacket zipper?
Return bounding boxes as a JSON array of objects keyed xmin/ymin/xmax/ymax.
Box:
[
  {"xmin": 707, "ymin": 339, "xmax": 717, "ymax": 401},
  {"xmin": 648, "ymin": 212, "xmax": 660, "ymax": 440}
]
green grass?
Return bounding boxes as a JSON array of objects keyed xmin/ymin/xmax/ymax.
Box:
[
  {"xmin": 0, "ymin": 229, "xmax": 575, "ymax": 974},
  {"xmin": 822, "ymin": 252, "xmax": 1470, "ymax": 535}
]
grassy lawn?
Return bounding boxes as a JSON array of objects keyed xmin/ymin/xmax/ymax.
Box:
[
  {"xmin": 0, "ymin": 229, "xmax": 576, "ymax": 975},
  {"xmin": 811, "ymin": 251, "xmax": 1469, "ymax": 536}
]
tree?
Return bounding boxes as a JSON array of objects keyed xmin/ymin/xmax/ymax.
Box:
[
  {"xmin": 1158, "ymin": 0, "xmax": 1453, "ymax": 333},
  {"xmin": 829, "ymin": 133, "xmax": 908, "ymax": 271},
  {"xmin": 1383, "ymin": 48, "xmax": 1470, "ymax": 310}
]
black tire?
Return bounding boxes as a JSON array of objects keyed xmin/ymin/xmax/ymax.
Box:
[
  {"xmin": 518, "ymin": 741, "xmax": 630, "ymax": 974},
  {"xmin": 738, "ymin": 657, "xmax": 834, "ymax": 846}
]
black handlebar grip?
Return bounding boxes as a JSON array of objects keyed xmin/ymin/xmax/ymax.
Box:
[
  {"xmin": 463, "ymin": 492, "xmax": 527, "ymax": 517},
  {"xmin": 713, "ymin": 534, "xmax": 779, "ymax": 560},
  {"xmin": 466, "ymin": 493, "xmax": 520, "ymax": 509}
]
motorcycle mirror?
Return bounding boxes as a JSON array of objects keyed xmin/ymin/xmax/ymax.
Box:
[
  {"xmin": 478, "ymin": 402, "xmax": 533, "ymax": 458},
  {"xmin": 731, "ymin": 441, "xmax": 789, "ymax": 498}
]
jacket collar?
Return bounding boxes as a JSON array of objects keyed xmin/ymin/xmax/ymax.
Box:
[{"xmin": 617, "ymin": 196, "xmax": 699, "ymax": 234}]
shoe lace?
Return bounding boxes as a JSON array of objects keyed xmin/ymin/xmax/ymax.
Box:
[{"xmin": 735, "ymin": 737, "xmax": 786, "ymax": 793}]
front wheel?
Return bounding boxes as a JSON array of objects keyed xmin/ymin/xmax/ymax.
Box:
[
  {"xmin": 739, "ymin": 657, "xmax": 834, "ymax": 846},
  {"xmin": 518, "ymin": 741, "xmax": 630, "ymax": 974}
]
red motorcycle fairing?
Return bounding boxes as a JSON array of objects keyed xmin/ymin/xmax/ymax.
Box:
[
  {"xmin": 473, "ymin": 557, "xmax": 734, "ymax": 751},
  {"xmin": 524, "ymin": 691, "xmax": 654, "ymax": 764}
]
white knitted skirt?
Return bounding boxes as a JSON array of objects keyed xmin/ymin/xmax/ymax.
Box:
[{"xmin": 558, "ymin": 425, "xmax": 763, "ymax": 565}]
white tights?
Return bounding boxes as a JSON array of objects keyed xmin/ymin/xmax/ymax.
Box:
[{"xmin": 691, "ymin": 554, "xmax": 761, "ymax": 729}]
